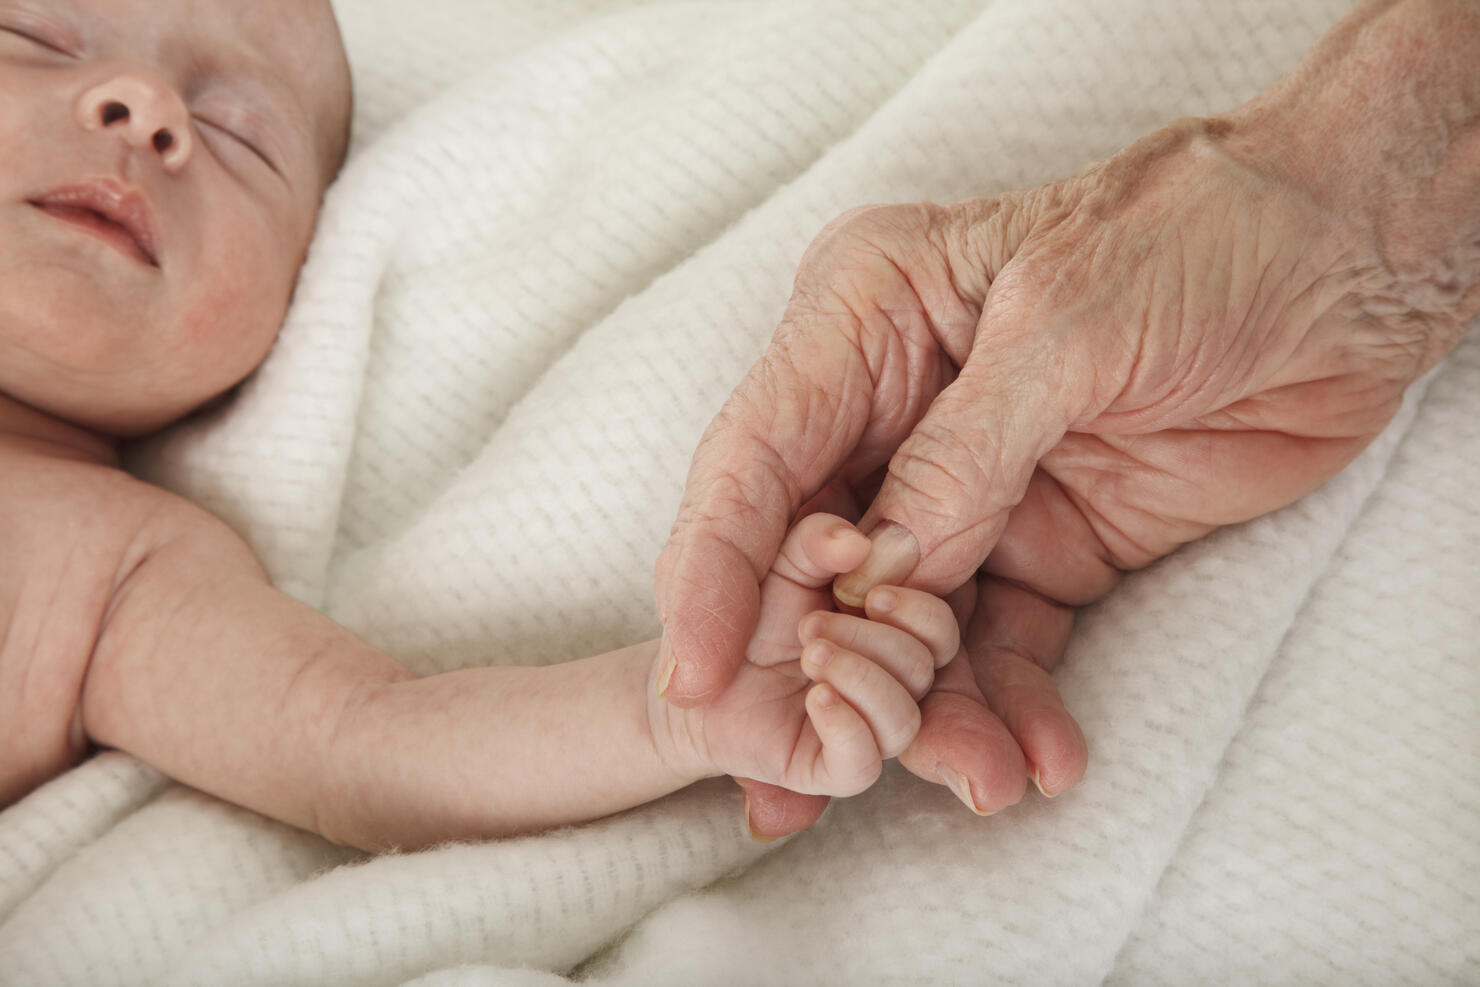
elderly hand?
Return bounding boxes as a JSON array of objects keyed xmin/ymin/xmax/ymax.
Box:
[{"xmin": 656, "ymin": 0, "xmax": 1480, "ymax": 836}]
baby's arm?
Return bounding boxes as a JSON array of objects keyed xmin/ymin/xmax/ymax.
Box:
[
  {"xmin": 75, "ymin": 493, "xmax": 951, "ymax": 850},
  {"xmin": 82, "ymin": 500, "xmax": 698, "ymax": 850}
]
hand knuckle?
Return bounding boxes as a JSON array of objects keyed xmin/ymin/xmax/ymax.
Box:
[
  {"xmin": 840, "ymin": 650, "xmax": 876, "ymax": 692},
  {"xmin": 881, "ymin": 706, "xmax": 922, "ymax": 758},
  {"xmin": 844, "ymin": 759, "xmax": 882, "ymax": 796},
  {"xmin": 889, "ymin": 427, "xmax": 991, "ymax": 520},
  {"xmin": 907, "ymin": 649, "xmax": 935, "ymax": 699}
]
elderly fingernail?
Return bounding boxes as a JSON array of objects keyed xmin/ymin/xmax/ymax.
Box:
[
  {"xmin": 743, "ymin": 793, "xmax": 779, "ymax": 843},
  {"xmin": 656, "ymin": 640, "xmax": 678, "ymax": 699},
  {"xmin": 937, "ymin": 763, "xmax": 990, "ymax": 816},
  {"xmin": 833, "ymin": 522, "xmax": 920, "ymax": 608}
]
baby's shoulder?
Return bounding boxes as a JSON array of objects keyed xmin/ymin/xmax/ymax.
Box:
[
  {"xmin": 0, "ymin": 437, "xmax": 230, "ymax": 619},
  {"xmin": 0, "ymin": 437, "xmax": 239, "ymax": 799},
  {"xmin": 4, "ymin": 436, "xmax": 173, "ymax": 543}
]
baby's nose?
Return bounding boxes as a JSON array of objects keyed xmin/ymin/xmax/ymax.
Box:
[{"xmin": 76, "ymin": 74, "xmax": 193, "ymax": 173}]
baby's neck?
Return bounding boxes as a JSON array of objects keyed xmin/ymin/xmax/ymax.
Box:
[{"xmin": 0, "ymin": 392, "xmax": 119, "ymax": 468}]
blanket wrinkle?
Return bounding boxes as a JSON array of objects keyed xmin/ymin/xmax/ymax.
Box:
[
  {"xmin": 1097, "ymin": 367, "xmax": 1438, "ymax": 983},
  {"xmin": 1106, "ymin": 328, "xmax": 1480, "ymax": 984},
  {"xmin": 0, "ymin": 753, "xmax": 167, "ymax": 924}
]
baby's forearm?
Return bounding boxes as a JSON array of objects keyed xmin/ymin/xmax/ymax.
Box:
[
  {"xmin": 324, "ymin": 639, "xmax": 707, "ymax": 850},
  {"xmin": 82, "ymin": 524, "xmax": 708, "ymax": 851}
]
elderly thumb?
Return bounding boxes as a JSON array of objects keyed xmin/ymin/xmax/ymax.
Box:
[
  {"xmin": 736, "ymin": 777, "xmax": 830, "ymax": 840},
  {"xmin": 836, "ymin": 334, "xmax": 1073, "ymax": 600}
]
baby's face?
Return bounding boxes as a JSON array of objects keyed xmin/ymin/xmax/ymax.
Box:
[{"xmin": 0, "ymin": 0, "xmax": 351, "ymax": 435}]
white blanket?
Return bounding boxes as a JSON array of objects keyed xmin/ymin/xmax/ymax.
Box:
[{"xmin": 3, "ymin": 1, "xmax": 1477, "ymax": 983}]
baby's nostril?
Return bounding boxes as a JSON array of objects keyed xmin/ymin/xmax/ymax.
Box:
[
  {"xmin": 100, "ymin": 101, "xmax": 130, "ymax": 126},
  {"xmin": 152, "ymin": 129, "xmax": 174, "ymax": 154}
]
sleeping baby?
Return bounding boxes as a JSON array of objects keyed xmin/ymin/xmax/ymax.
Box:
[{"xmin": 0, "ymin": 0, "xmax": 961, "ymax": 851}]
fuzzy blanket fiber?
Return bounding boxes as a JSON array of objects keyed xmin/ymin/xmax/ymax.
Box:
[{"xmin": 2, "ymin": 0, "xmax": 1477, "ymax": 983}]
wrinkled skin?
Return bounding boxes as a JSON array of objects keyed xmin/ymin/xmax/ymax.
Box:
[{"xmin": 655, "ymin": 107, "xmax": 1479, "ymax": 833}]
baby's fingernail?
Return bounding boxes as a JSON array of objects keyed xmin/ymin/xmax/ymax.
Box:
[
  {"xmin": 656, "ymin": 642, "xmax": 678, "ymax": 699},
  {"xmin": 937, "ymin": 763, "xmax": 990, "ymax": 816},
  {"xmin": 1031, "ymin": 766, "xmax": 1056, "ymax": 798},
  {"xmin": 798, "ymin": 613, "xmax": 825, "ymax": 642},
  {"xmin": 834, "ymin": 522, "xmax": 920, "ymax": 608},
  {"xmin": 868, "ymin": 588, "xmax": 899, "ymax": 614}
]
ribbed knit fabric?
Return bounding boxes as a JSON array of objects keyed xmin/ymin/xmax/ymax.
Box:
[{"xmin": 2, "ymin": 1, "xmax": 1475, "ymax": 983}]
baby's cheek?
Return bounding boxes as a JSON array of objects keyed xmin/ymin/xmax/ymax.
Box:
[{"xmin": 176, "ymin": 251, "xmax": 294, "ymax": 386}]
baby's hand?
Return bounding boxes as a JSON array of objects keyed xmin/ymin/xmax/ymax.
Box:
[
  {"xmin": 655, "ymin": 513, "xmax": 960, "ymax": 798},
  {"xmin": 766, "ymin": 513, "xmax": 960, "ymax": 770}
]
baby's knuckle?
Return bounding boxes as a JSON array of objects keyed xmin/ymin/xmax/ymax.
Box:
[
  {"xmin": 939, "ymin": 620, "xmax": 962, "ymax": 664},
  {"xmin": 827, "ymin": 615, "xmax": 867, "ymax": 653},
  {"xmin": 930, "ymin": 630, "xmax": 961, "ymax": 670},
  {"xmin": 879, "ymin": 706, "xmax": 922, "ymax": 759},
  {"xmin": 829, "ymin": 648, "xmax": 871, "ymax": 692},
  {"xmin": 842, "ymin": 758, "xmax": 883, "ymax": 797},
  {"xmin": 905, "ymin": 649, "xmax": 935, "ymax": 700}
]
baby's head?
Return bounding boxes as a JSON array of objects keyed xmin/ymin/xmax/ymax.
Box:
[{"xmin": 0, "ymin": 0, "xmax": 352, "ymax": 436}]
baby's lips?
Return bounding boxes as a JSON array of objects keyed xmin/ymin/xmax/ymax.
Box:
[{"xmin": 832, "ymin": 522, "xmax": 919, "ymax": 608}]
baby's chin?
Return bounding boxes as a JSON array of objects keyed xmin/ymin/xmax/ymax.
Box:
[
  {"xmin": 71, "ymin": 366, "xmax": 264, "ymax": 438},
  {"xmin": 26, "ymin": 392, "xmax": 197, "ymax": 440}
]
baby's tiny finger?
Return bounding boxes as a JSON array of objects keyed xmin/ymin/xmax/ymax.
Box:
[
  {"xmin": 865, "ymin": 586, "xmax": 960, "ymax": 668},
  {"xmin": 772, "ymin": 513, "xmax": 872, "ymax": 588},
  {"xmin": 802, "ymin": 640, "xmax": 922, "ymax": 759},
  {"xmin": 799, "ymin": 611, "xmax": 934, "ymax": 700},
  {"xmin": 805, "ymin": 683, "xmax": 881, "ymax": 797}
]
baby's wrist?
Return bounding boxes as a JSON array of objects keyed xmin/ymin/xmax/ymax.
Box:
[{"xmin": 643, "ymin": 651, "xmax": 722, "ymax": 786}]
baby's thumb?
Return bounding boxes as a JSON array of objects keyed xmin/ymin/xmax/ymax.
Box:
[{"xmin": 835, "ymin": 330, "xmax": 1073, "ymax": 603}]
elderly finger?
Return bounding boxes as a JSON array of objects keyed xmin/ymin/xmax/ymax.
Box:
[
  {"xmin": 896, "ymin": 653, "xmax": 1028, "ymax": 814},
  {"xmin": 968, "ymin": 575, "xmax": 1087, "ymax": 797},
  {"xmin": 654, "ymin": 332, "xmax": 867, "ymax": 704},
  {"xmin": 734, "ymin": 777, "xmax": 830, "ymax": 842}
]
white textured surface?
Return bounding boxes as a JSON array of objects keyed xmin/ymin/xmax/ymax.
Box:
[{"xmin": 2, "ymin": 0, "xmax": 1476, "ymax": 983}]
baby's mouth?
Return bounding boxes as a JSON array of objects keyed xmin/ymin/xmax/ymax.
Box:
[{"xmin": 29, "ymin": 181, "xmax": 160, "ymax": 268}]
